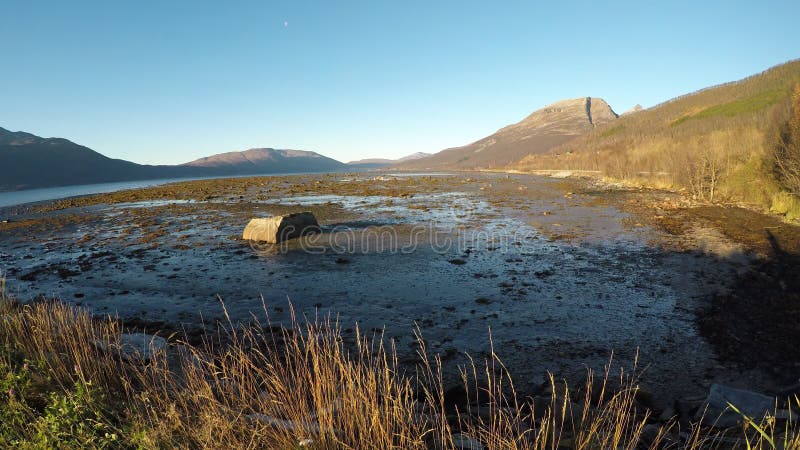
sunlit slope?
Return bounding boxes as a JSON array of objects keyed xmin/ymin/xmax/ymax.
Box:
[{"xmin": 513, "ymin": 59, "xmax": 800, "ymax": 210}]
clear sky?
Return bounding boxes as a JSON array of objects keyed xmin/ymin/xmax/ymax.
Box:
[{"xmin": 1, "ymin": 1, "xmax": 799, "ymax": 165}]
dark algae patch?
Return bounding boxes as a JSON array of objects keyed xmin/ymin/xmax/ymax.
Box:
[{"xmin": 2, "ymin": 171, "xmax": 799, "ymax": 405}]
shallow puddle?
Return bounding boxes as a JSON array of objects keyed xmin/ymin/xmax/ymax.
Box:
[{"xmin": 0, "ymin": 172, "xmax": 762, "ymax": 402}]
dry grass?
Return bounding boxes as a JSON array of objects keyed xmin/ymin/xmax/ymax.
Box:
[
  {"xmin": 512, "ymin": 59, "xmax": 800, "ymax": 219},
  {"xmin": 2, "ymin": 282, "xmax": 800, "ymax": 449}
]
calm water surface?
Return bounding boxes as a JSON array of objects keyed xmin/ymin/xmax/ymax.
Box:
[{"xmin": 0, "ymin": 172, "xmax": 334, "ymax": 209}]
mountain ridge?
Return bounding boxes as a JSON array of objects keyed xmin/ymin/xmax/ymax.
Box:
[
  {"xmin": 396, "ymin": 97, "xmax": 617, "ymax": 170},
  {"xmin": 182, "ymin": 148, "xmax": 345, "ymax": 174},
  {"xmin": 0, "ymin": 128, "xmax": 348, "ymax": 192},
  {"xmin": 511, "ymin": 59, "xmax": 800, "ymax": 217},
  {"xmin": 347, "ymin": 152, "xmax": 432, "ymax": 168}
]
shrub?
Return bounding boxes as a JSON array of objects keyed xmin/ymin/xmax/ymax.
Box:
[{"xmin": 770, "ymin": 83, "xmax": 800, "ymax": 196}]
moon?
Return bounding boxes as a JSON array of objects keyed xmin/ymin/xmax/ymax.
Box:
[{"xmin": 283, "ymin": 21, "xmax": 288, "ymax": 27}]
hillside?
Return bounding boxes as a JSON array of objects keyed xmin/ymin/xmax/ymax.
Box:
[
  {"xmin": 0, "ymin": 129, "xmax": 347, "ymax": 191},
  {"xmin": 347, "ymin": 152, "xmax": 432, "ymax": 169},
  {"xmin": 182, "ymin": 148, "xmax": 346, "ymax": 175},
  {"xmin": 512, "ymin": 59, "xmax": 800, "ymax": 216},
  {"xmin": 0, "ymin": 127, "xmax": 195, "ymax": 191},
  {"xmin": 398, "ymin": 97, "xmax": 617, "ymax": 170}
]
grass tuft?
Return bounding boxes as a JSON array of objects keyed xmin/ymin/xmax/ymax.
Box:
[{"xmin": 2, "ymin": 282, "xmax": 800, "ymax": 448}]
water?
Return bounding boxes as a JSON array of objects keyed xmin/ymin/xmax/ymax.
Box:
[
  {"xmin": 0, "ymin": 178, "xmax": 199, "ymax": 208},
  {"xmin": 0, "ymin": 172, "xmax": 328, "ymax": 209}
]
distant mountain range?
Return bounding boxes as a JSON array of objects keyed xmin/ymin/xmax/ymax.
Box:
[
  {"xmin": 397, "ymin": 97, "xmax": 617, "ymax": 169},
  {"xmin": 347, "ymin": 152, "xmax": 431, "ymax": 169},
  {"xmin": 0, "ymin": 129, "xmax": 351, "ymax": 191},
  {"xmin": 5, "ymin": 59, "xmax": 797, "ymax": 195},
  {"xmin": 0, "ymin": 127, "xmax": 198, "ymax": 191},
  {"xmin": 182, "ymin": 148, "xmax": 346, "ymax": 175}
]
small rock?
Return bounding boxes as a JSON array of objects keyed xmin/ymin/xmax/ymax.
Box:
[
  {"xmin": 448, "ymin": 258, "xmax": 467, "ymax": 265},
  {"xmin": 173, "ymin": 344, "xmax": 211, "ymax": 369},
  {"xmin": 640, "ymin": 424, "xmax": 661, "ymax": 445},
  {"xmin": 778, "ymin": 382, "xmax": 800, "ymax": 397},
  {"xmin": 248, "ymin": 414, "xmax": 322, "ymax": 433},
  {"xmin": 658, "ymin": 406, "xmax": 676, "ymax": 422},
  {"xmin": 452, "ymin": 433, "xmax": 484, "ymax": 450},
  {"xmin": 97, "ymin": 333, "xmax": 167, "ymax": 361},
  {"xmin": 119, "ymin": 333, "xmax": 167, "ymax": 360},
  {"xmin": 696, "ymin": 383, "xmax": 775, "ymax": 428}
]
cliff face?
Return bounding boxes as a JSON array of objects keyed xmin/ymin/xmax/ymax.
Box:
[{"xmin": 397, "ymin": 97, "xmax": 617, "ymax": 169}]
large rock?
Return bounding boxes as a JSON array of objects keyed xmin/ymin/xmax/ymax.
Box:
[
  {"xmin": 696, "ymin": 383, "xmax": 775, "ymax": 428},
  {"xmin": 243, "ymin": 212, "xmax": 320, "ymax": 243}
]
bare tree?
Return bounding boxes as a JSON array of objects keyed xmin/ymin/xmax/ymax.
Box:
[
  {"xmin": 686, "ymin": 147, "xmax": 726, "ymax": 202},
  {"xmin": 771, "ymin": 83, "xmax": 800, "ymax": 195}
]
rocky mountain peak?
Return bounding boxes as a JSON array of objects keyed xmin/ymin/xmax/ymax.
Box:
[
  {"xmin": 622, "ymin": 104, "xmax": 644, "ymax": 115},
  {"xmin": 498, "ymin": 97, "xmax": 617, "ymax": 138}
]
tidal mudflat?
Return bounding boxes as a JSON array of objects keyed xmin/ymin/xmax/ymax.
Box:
[{"xmin": 1, "ymin": 172, "xmax": 798, "ymax": 407}]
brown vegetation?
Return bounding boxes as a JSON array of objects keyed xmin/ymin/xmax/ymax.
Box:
[
  {"xmin": 769, "ymin": 83, "xmax": 800, "ymax": 197},
  {"xmin": 512, "ymin": 60, "xmax": 800, "ymax": 219},
  {"xmin": 2, "ymin": 283, "xmax": 800, "ymax": 448}
]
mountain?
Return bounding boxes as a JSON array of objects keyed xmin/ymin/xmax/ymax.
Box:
[
  {"xmin": 512, "ymin": 59, "xmax": 800, "ymax": 214},
  {"xmin": 0, "ymin": 127, "xmax": 196, "ymax": 191},
  {"xmin": 0, "ymin": 129, "xmax": 347, "ymax": 192},
  {"xmin": 182, "ymin": 148, "xmax": 346, "ymax": 174},
  {"xmin": 398, "ymin": 97, "xmax": 617, "ymax": 170},
  {"xmin": 396, "ymin": 152, "xmax": 432, "ymax": 162},
  {"xmin": 347, "ymin": 152, "xmax": 432, "ymax": 169},
  {"xmin": 622, "ymin": 104, "xmax": 644, "ymax": 115}
]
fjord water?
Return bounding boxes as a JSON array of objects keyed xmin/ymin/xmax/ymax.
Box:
[
  {"xmin": 0, "ymin": 172, "xmax": 326, "ymax": 208},
  {"xmin": 0, "ymin": 178, "xmax": 197, "ymax": 208}
]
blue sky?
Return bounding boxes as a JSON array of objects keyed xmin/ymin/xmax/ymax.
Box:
[{"xmin": 1, "ymin": 1, "xmax": 798, "ymax": 164}]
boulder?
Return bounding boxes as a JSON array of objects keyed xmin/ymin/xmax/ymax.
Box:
[
  {"xmin": 96, "ymin": 333, "xmax": 167, "ymax": 361},
  {"xmin": 696, "ymin": 383, "xmax": 775, "ymax": 428},
  {"xmin": 243, "ymin": 212, "xmax": 320, "ymax": 243},
  {"xmin": 119, "ymin": 333, "xmax": 168, "ymax": 360}
]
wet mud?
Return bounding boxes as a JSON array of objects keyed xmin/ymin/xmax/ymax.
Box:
[{"xmin": 1, "ymin": 172, "xmax": 798, "ymax": 406}]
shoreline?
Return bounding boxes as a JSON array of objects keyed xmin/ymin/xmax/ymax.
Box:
[{"xmin": 0, "ymin": 171, "xmax": 798, "ymax": 409}]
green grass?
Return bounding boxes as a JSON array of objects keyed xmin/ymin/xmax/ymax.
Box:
[
  {"xmin": 0, "ymin": 351, "xmax": 125, "ymax": 449},
  {"xmin": 672, "ymin": 88, "xmax": 787, "ymax": 126},
  {"xmin": 771, "ymin": 191, "xmax": 800, "ymax": 220}
]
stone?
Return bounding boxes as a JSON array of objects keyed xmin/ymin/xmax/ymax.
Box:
[
  {"xmin": 96, "ymin": 333, "xmax": 167, "ymax": 361},
  {"xmin": 452, "ymin": 433, "xmax": 484, "ymax": 450},
  {"xmin": 119, "ymin": 333, "xmax": 167, "ymax": 360},
  {"xmin": 658, "ymin": 406, "xmax": 676, "ymax": 422},
  {"xmin": 173, "ymin": 344, "xmax": 211, "ymax": 369},
  {"xmin": 247, "ymin": 414, "xmax": 322, "ymax": 433},
  {"xmin": 243, "ymin": 212, "xmax": 320, "ymax": 243},
  {"xmin": 696, "ymin": 383, "xmax": 775, "ymax": 428}
]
